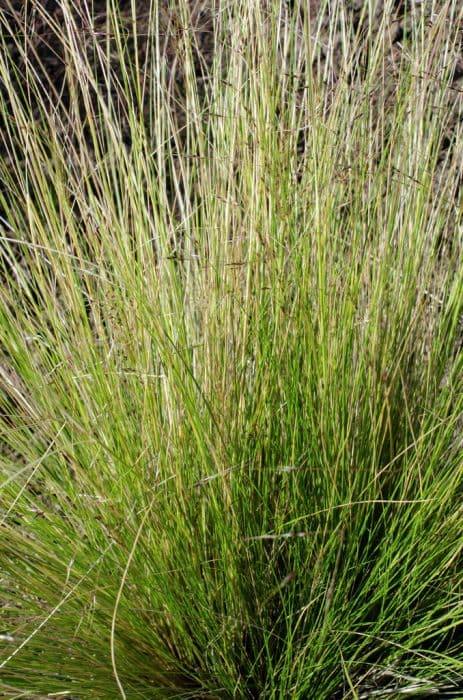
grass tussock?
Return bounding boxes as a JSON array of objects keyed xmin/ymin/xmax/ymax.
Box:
[{"xmin": 0, "ymin": 0, "xmax": 463, "ymax": 697}]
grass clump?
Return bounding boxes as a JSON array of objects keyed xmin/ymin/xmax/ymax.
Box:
[{"xmin": 1, "ymin": 0, "xmax": 463, "ymax": 697}]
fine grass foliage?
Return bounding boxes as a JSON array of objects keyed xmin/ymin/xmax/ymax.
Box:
[{"xmin": 1, "ymin": 0, "xmax": 463, "ymax": 697}]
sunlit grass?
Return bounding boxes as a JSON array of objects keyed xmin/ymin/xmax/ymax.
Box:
[{"xmin": 0, "ymin": 0, "xmax": 462, "ymax": 697}]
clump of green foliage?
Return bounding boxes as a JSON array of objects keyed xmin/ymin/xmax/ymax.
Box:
[{"xmin": 1, "ymin": 0, "xmax": 462, "ymax": 697}]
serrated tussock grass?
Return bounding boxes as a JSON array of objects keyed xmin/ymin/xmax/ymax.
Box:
[{"xmin": 0, "ymin": 0, "xmax": 462, "ymax": 697}]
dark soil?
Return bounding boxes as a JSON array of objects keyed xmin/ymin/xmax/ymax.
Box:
[{"xmin": 0, "ymin": 1, "xmax": 462, "ymax": 199}]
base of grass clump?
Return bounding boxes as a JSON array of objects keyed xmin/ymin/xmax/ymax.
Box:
[{"xmin": 1, "ymin": 1, "xmax": 463, "ymax": 698}]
